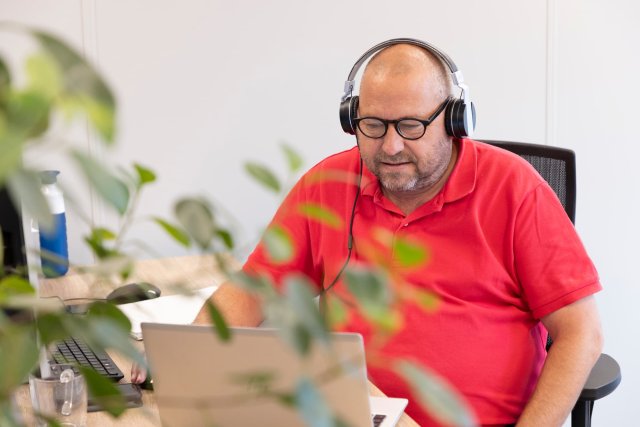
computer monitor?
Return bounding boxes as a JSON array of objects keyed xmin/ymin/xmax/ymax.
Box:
[
  {"xmin": 1, "ymin": 185, "xmax": 43, "ymax": 323},
  {"xmin": 1, "ymin": 186, "xmax": 27, "ymax": 276},
  {"xmin": 0, "ymin": 185, "xmax": 41, "ymax": 284}
]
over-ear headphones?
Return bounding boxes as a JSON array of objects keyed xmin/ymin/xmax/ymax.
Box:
[{"xmin": 339, "ymin": 38, "xmax": 476, "ymax": 139}]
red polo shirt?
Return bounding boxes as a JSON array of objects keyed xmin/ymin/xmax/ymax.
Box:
[{"xmin": 244, "ymin": 139, "xmax": 601, "ymax": 425}]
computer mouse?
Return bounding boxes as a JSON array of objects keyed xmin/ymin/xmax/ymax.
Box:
[
  {"xmin": 106, "ymin": 282, "xmax": 161, "ymax": 305},
  {"xmin": 140, "ymin": 371, "xmax": 154, "ymax": 391}
]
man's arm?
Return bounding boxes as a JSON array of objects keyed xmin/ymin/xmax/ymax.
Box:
[
  {"xmin": 516, "ymin": 295, "xmax": 603, "ymax": 427},
  {"xmin": 193, "ymin": 280, "xmax": 264, "ymax": 326},
  {"xmin": 132, "ymin": 281, "xmax": 263, "ymax": 383}
]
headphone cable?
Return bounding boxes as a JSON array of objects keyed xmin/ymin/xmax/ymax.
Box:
[{"xmin": 320, "ymin": 157, "xmax": 363, "ymax": 316}]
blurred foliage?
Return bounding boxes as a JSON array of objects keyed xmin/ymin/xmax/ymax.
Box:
[
  {"xmin": 243, "ymin": 142, "xmax": 304, "ymax": 195},
  {"xmin": 397, "ymin": 361, "xmax": 477, "ymax": 427},
  {"xmin": 0, "ymin": 24, "xmax": 143, "ymax": 424},
  {"xmin": 0, "ymin": 24, "xmax": 475, "ymax": 427}
]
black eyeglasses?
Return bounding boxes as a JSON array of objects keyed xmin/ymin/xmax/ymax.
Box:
[{"xmin": 353, "ymin": 97, "xmax": 451, "ymax": 140}]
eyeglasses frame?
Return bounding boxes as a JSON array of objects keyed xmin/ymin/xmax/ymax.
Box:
[{"xmin": 353, "ymin": 97, "xmax": 452, "ymax": 141}]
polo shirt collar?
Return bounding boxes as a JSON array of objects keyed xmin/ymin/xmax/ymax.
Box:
[{"xmin": 360, "ymin": 138, "xmax": 477, "ymax": 211}]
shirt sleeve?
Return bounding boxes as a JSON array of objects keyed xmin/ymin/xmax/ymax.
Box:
[
  {"xmin": 513, "ymin": 182, "xmax": 602, "ymax": 319},
  {"xmin": 242, "ymin": 173, "xmax": 322, "ymax": 292}
]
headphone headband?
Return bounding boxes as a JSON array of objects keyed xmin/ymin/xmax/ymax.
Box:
[
  {"xmin": 339, "ymin": 37, "xmax": 476, "ymax": 138},
  {"xmin": 342, "ymin": 38, "xmax": 465, "ymax": 101}
]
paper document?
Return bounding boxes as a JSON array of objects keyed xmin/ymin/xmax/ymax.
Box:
[{"xmin": 118, "ymin": 286, "xmax": 218, "ymax": 340}]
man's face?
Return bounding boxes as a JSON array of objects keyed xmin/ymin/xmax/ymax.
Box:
[{"xmin": 356, "ymin": 69, "xmax": 453, "ymax": 195}]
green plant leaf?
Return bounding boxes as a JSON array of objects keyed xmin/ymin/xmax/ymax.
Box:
[
  {"xmin": 39, "ymin": 310, "xmax": 138, "ymax": 371},
  {"xmin": 295, "ymin": 377, "xmax": 340, "ymax": 427},
  {"xmin": 0, "ymin": 56, "xmax": 11, "ymax": 100},
  {"xmin": 153, "ymin": 217, "xmax": 190, "ymax": 247},
  {"xmin": 414, "ymin": 289, "xmax": 440, "ymax": 313},
  {"xmin": 287, "ymin": 324, "xmax": 312, "ymax": 356},
  {"xmin": 84, "ymin": 227, "xmax": 119, "ymax": 259},
  {"xmin": 86, "ymin": 301, "xmax": 132, "ymax": 332},
  {"xmin": 262, "ymin": 225, "xmax": 293, "ymax": 264},
  {"xmin": 228, "ymin": 271, "xmax": 275, "ymax": 296},
  {"xmin": 285, "ymin": 275, "xmax": 328, "ymax": 344},
  {"xmin": 0, "ymin": 294, "xmax": 60, "ymax": 315},
  {"xmin": 215, "ymin": 228, "xmax": 234, "ymax": 250},
  {"xmin": 0, "ymin": 275, "xmax": 36, "ymax": 298},
  {"xmin": 297, "ymin": 203, "xmax": 343, "ymax": 229},
  {"xmin": 31, "ymin": 413, "xmax": 64, "ymax": 427},
  {"xmin": 79, "ymin": 366, "xmax": 127, "ymax": 417},
  {"xmin": 393, "ymin": 237, "xmax": 429, "ymax": 268},
  {"xmin": 324, "ymin": 295, "xmax": 348, "ymax": 328},
  {"xmin": 7, "ymin": 169, "xmax": 54, "ymax": 232},
  {"xmin": 0, "ymin": 324, "xmax": 39, "ymax": 394},
  {"xmin": 25, "ymin": 53, "xmax": 61, "ymax": 99},
  {"xmin": 344, "ymin": 266, "xmax": 399, "ymax": 331},
  {"xmin": 71, "ymin": 149, "xmax": 129, "ymax": 214},
  {"xmin": 36, "ymin": 312, "xmax": 69, "ymax": 345},
  {"xmin": 58, "ymin": 95, "xmax": 115, "ymax": 142},
  {"xmin": 38, "ymin": 247, "xmax": 70, "ymax": 277},
  {"xmin": 229, "ymin": 370, "xmax": 277, "ymax": 392},
  {"xmin": 0, "ymin": 134, "xmax": 23, "ymax": 188},
  {"xmin": 5, "ymin": 89, "xmax": 51, "ymax": 139},
  {"xmin": 244, "ymin": 162, "xmax": 281, "ymax": 193},
  {"xmin": 174, "ymin": 198, "xmax": 215, "ymax": 250},
  {"xmin": 82, "ymin": 95, "xmax": 115, "ymax": 142},
  {"xmin": 38, "ymin": 309, "xmax": 144, "ymax": 369},
  {"xmin": 90, "ymin": 227, "xmax": 117, "ymax": 241},
  {"xmin": 344, "ymin": 266, "xmax": 391, "ymax": 310},
  {"xmin": 261, "ymin": 296, "xmax": 312, "ymax": 356},
  {"xmin": 396, "ymin": 361, "xmax": 476, "ymax": 427},
  {"xmin": 281, "ymin": 143, "xmax": 303, "ymax": 173},
  {"xmin": 33, "ymin": 31, "xmax": 116, "ymax": 143},
  {"xmin": 133, "ymin": 163, "xmax": 156, "ymax": 187},
  {"xmin": 1, "ymin": 89, "xmax": 51, "ymax": 184},
  {"xmin": 204, "ymin": 300, "xmax": 231, "ymax": 342},
  {"xmin": 82, "ymin": 317, "xmax": 145, "ymax": 367}
]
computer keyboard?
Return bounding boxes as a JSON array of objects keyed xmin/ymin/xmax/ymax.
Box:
[{"xmin": 49, "ymin": 337, "xmax": 125, "ymax": 382}]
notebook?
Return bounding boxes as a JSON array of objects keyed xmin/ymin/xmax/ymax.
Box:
[{"xmin": 141, "ymin": 323, "xmax": 408, "ymax": 427}]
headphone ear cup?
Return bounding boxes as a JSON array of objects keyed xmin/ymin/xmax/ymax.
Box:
[
  {"xmin": 339, "ymin": 96, "xmax": 359, "ymax": 135},
  {"xmin": 445, "ymin": 99, "xmax": 476, "ymax": 138}
]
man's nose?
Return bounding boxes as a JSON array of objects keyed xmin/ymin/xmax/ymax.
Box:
[{"xmin": 380, "ymin": 125, "xmax": 405, "ymax": 156}]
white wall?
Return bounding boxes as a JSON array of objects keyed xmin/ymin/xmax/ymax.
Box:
[
  {"xmin": 2, "ymin": 0, "xmax": 638, "ymax": 424},
  {"xmin": 553, "ymin": 0, "xmax": 640, "ymax": 424}
]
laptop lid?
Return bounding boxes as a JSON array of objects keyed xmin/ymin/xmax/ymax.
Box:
[{"xmin": 141, "ymin": 323, "xmax": 404, "ymax": 427}]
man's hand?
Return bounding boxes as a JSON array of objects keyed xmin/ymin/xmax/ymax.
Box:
[{"xmin": 131, "ymin": 360, "xmax": 147, "ymax": 384}]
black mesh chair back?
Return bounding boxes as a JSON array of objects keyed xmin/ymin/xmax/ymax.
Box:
[
  {"xmin": 479, "ymin": 139, "xmax": 620, "ymax": 427},
  {"xmin": 481, "ymin": 140, "xmax": 576, "ymax": 223}
]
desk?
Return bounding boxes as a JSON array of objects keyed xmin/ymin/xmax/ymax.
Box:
[{"xmin": 15, "ymin": 255, "xmax": 418, "ymax": 426}]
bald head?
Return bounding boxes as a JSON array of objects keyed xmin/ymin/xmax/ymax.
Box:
[{"xmin": 361, "ymin": 44, "xmax": 452, "ymax": 100}]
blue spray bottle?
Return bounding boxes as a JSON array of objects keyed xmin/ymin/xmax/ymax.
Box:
[{"xmin": 39, "ymin": 170, "xmax": 69, "ymax": 277}]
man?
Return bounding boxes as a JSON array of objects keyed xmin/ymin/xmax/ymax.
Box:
[{"xmin": 136, "ymin": 43, "xmax": 603, "ymax": 426}]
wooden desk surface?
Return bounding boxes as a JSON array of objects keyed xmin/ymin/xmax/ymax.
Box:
[{"xmin": 15, "ymin": 255, "xmax": 418, "ymax": 427}]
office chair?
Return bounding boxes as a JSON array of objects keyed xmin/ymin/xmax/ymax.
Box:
[{"xmin": 481, "ymin": 140, "xmax": 621, "ymax": 427}]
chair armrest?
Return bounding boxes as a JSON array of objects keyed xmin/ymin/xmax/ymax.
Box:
[{"xmin": 578, "ymin": 353, "xmax": 621, "ymax": 401}]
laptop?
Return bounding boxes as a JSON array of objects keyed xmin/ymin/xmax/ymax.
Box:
[{"xmin": 141, "ymin": 323, "xmax": 408, "ymax": 427}]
